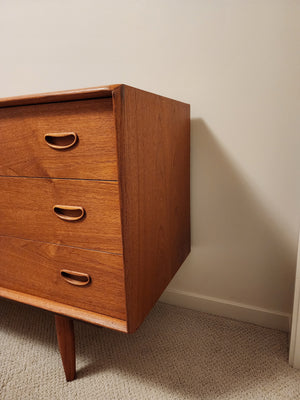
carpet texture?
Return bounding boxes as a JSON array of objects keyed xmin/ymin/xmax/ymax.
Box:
[{"xmin": 0, "ymin": 299, "xmax": 299, "ymax": 400}]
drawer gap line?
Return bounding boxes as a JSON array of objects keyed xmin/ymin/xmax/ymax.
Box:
[
  {"xmin": 0, "ymin": 234, "xmax": 123, "ymax": 256},
  {"xmin": 0, "ymin": 175, "xmax": 118, "ymax": 183}
]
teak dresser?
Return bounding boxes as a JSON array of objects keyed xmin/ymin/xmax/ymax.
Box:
[{"xmin": 0, "ymin": 84, "xmax": 190, "ymax": 381}]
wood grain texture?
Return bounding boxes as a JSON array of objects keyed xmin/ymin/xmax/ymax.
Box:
[
  {"xmin": 0, "ymin": 84, "xmax": 190, "ymax": 337},
  {"xmin": 55, "ymin": 315, "xmax": 76, "ymax": 381},
  {"xmin": 0, "ymin": 177, "xmax": 123, "ymax": 253},
  {"xmin": 0, "ymin": 287, "xmax": 128, "ymax": 332},
  {"xmin": 113, "ymin": 85, "xmax": 190, "ymax": 333},
  {"xmin": 0, "ymin": 98, "xmax": 118, "ymax": 180},
  {"xmin": 0, "ymin": 84, "xmax": 120, "ymax": 108},
  {"xmin": 0, "ymin": 236, "xmax": 126, "ymax": 320}
]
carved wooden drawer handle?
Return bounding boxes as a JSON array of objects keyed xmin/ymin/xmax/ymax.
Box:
[
  {"xmin": 60, "ymin": 269, "xmax": 91, "ymax": 286},
  {"xmin": 53, "ymin": 205, "xmax": 85, "ymax": 221},
  {"xmin": 44, "ymin": 132, "xmax": 78, "ymax": 150}
]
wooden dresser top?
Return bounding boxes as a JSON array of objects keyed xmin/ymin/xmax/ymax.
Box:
[
  {"xmin": 0, "ymin": 84, "xmax": 189, "ymax": 108},
  {"xmin": 0, "ymin": 84, "xmax": 121, "ymax": 108}
]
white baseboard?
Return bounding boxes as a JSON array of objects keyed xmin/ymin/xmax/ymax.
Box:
[{"xmin": 159, "ymin": 288, "xmax": 291, "ymax": 332}]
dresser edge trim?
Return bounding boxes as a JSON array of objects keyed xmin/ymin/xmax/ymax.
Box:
[
  {"xmin": 0, "ymin": 85, "xmax": 121, "ymax": 108},
  {"xmin": 0, "ymin": 287, "xmax": 128, "ymax": 333}
]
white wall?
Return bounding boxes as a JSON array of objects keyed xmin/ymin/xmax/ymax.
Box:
[{"xmin": 1, "ymin": 0, "xmax": 299, "ymax": 330}]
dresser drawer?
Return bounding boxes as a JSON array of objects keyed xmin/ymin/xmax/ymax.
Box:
[
  {"xmin": 0, "ymin": 236, "xmax": 126, "ymax": 320},
  {"xmin": 0, "ymin": 98, "xmax": 118, "ymax": 180},
  {"xmin": 0, "ymin": 177, "xmax": 123, "ymax": 253}
]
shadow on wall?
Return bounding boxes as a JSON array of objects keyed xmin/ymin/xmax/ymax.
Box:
[{"xmin": 174, "ymin": 118, "xmax": 296, "ymax": 313}]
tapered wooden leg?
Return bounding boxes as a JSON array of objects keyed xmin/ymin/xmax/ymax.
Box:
[{"xmin": 55, "ymin": 315, "xmax": 76, "ymax": 381}]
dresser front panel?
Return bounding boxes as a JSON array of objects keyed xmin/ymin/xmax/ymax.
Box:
[
  {"xmin": 0, "ymin": 236, "xmax": 127, "ymax": 320},
  {"xmin": 0, "ymin": 98, "xmax": 118, "ymax": 180},
  {"xmin": 0, "ymin": 177, "xmax": 123, "ymax": 253}
]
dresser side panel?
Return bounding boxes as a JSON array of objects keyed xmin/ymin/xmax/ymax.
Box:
[{"xmin": 113, "ymin": 85, "xmax": 190, "ymax": 333}]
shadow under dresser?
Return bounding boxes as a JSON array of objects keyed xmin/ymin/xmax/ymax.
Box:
[{"xmin": 0, "ymin": 84, "xmax": 190, "ymax": 381}]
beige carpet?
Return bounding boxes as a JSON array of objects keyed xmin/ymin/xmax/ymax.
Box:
[{"xmin": 0, "ymin": 299, "xmax": 299, "ymax": 400}]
